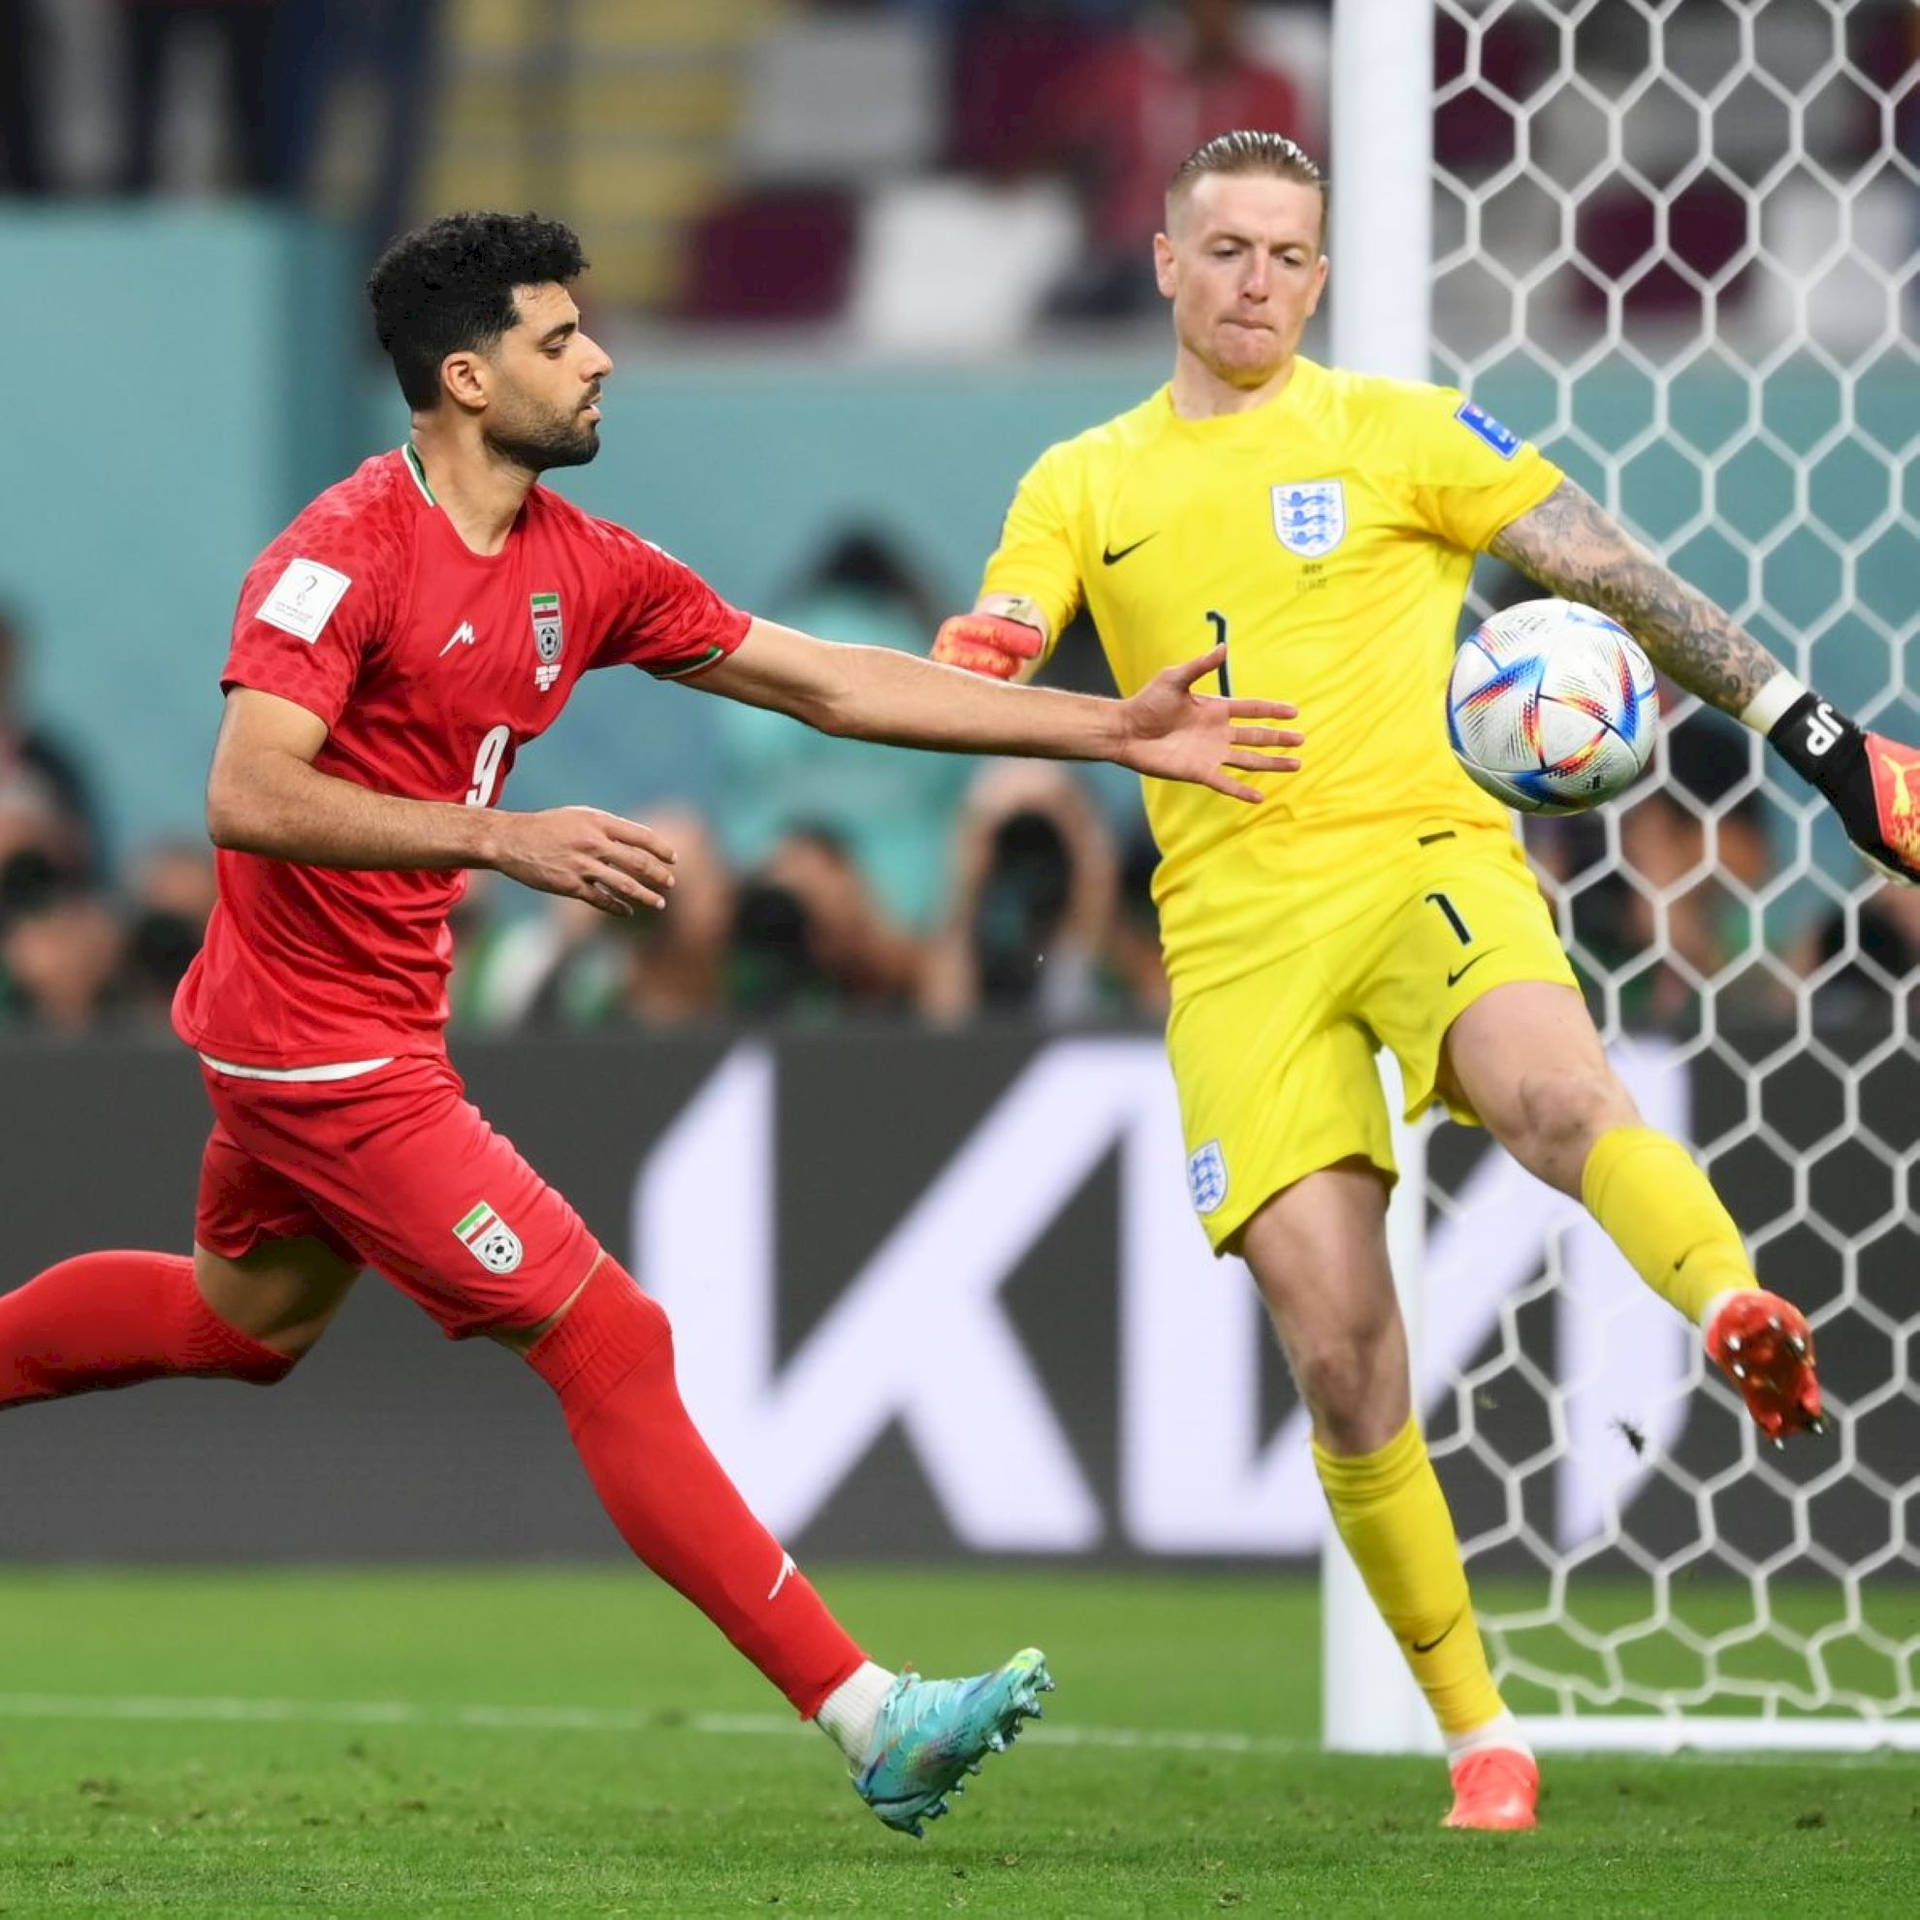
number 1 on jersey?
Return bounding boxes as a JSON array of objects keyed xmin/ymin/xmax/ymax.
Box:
[
  {"xmin": 1206, "ymin": 610, "xmax": 1230, "ymax": 696},
  {"xmin": 466, "ymin": 724, "xmax": 511, "ymax": 807}
]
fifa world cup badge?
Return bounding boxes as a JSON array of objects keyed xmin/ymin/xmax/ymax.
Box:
[{"xmin": 530, "ymin": 591, "xmax": 563, "ymax": 691}]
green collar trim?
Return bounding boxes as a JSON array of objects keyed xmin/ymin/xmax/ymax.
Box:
[{"xmin": 402, "ymin": 442, "xmax": 436, "ymax": 504}]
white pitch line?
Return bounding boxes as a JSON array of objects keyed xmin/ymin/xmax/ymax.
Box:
[
  {"xmin": 0, "ymin": 1694, "xmax": 431, "ymax": 1728},
  {"xmin": 689, "ymin": 1711, "xmax": 1313, "ymax": 1758},
  {"xmin": 0, "ymin": 1694, "xmax": 1902, "ymax": 1765},
  {"xmin": 0, "ymin": 1692, "xmax": 1303, "ymax": 1754}
]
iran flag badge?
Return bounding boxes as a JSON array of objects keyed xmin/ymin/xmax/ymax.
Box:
[{"xmin": 453, "ymin": 1200, "xmax": 524, "ymax": 1275}]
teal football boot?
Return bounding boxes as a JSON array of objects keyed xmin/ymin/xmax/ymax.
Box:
[{"xmin": 852, "ymin": 1647, "xmax": 1053, "ymax": 1837}]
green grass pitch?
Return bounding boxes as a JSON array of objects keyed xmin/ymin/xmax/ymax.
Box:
[{"xmin": 0, "ymin": 1566, "xmax": 1912, "ymax": 1915}]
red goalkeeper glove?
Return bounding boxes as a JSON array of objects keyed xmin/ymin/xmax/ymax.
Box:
[
  {"xmin": 1766, "ymin": 691, "xmax": 1920, "ymax": 884},
  {"xmin": 933, "ymin": 612, "xmax": 1046, "ymax": 681}
]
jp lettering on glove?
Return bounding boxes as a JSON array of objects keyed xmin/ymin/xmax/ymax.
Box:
[
  {"xmin": 932, "ymin": 611, "xmax": 1047, "ymax": 681},
  {"xmin": 1750, "ymin": 676, "xmax": 1920, "ymax": 884}
]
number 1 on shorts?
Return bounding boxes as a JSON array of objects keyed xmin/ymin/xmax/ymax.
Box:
[{"xmin": 1425, "ymin": 890, "xmax": 1473, "ymax": 946}]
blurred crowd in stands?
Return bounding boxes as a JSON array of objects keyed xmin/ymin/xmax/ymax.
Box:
[
  {"xmin": 5, "ymin": 578, "xmax": 1919, "ymax": 1045},
  {"xmin": 6, "ymin": 2, "xmax": 1910, "ymax": 345},
  {"xmin": 2, "ymin": 1, "xmax": 433, "ymax": 238}
]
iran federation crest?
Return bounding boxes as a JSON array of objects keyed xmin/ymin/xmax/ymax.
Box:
[
  {"xmin": 1271, "ymin": 481, "xmax": 1346, "ymax": 558},
  {"xmin": 453, "ymin": 1200, "xmax": 524, "ymax": 1274},
  {"xmin": 1187, "ymin": 1139, "xmax": 1229, "ymax": 1216},
  {"xmin": 530, "ymin": 590, "xmax": 563, "ymax": 690}
]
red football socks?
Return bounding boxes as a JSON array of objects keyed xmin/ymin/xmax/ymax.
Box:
[
  {"xmin": 527, "ymin": 1260, "xmax": 865, "ymax": 1718},
  {"xmin": 0, "ymin": 1250, "xmax": 293, "ymax": 1408}
]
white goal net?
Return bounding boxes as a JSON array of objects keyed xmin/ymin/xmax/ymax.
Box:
[{"xmin": 1332, "ymin": 0, "xmax": 1918, "ymax": 1749}]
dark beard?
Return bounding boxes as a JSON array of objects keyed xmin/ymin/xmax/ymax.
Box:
[{"xmin": 485, "ymin": 411, "xmax": 600, "ymax": 473}]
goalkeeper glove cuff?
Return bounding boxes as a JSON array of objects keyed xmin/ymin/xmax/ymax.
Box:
[
  {"xmin": 1748, "ymin": 674, "xmax": 1920, "ymax": 883},
  {"xmin": 1756, "ymin": 680, "xmax": 1862, "ymax": 790}
]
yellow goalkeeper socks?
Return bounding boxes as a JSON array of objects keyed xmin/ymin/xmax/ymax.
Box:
[
  {"xmin": 1581, "ymin": 1125, "xmax": 1754, "ymax": 1325},
  {"xmin": 1313, "ymin": 1417, "xmax": 1505, "ymax": 1738}
]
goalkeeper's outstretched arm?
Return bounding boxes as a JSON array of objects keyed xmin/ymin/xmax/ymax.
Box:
[{"xmin": 1491, "ymin": 478, "xmax": 1920, "ymax": 884}]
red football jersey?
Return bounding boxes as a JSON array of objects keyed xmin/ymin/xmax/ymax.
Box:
[{"xmin": 173, "ymin": 446, "xmax": 750, "ymax": 1068}]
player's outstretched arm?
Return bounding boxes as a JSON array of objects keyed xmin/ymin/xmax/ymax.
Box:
[
  {"xmin": 1490, "ymin": 479, "xmax": 1920, "ymax": 883},
  {"xmin": 207, "ymin": 687, "xmax": 677, "ymax": 914},
  {"xmin": 689, "ymin": 619, "xmax": 1303, "ymax": 802}
]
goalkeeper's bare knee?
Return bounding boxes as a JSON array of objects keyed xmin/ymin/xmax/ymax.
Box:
[{"xmin": 1498, "ymin": 1061, "xmax": 1639, "ymax": 1196}]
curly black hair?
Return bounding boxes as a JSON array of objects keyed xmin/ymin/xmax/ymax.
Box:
[{"xmin": 366, "ymin": 212, "xmax": 589, "ymax": 410}]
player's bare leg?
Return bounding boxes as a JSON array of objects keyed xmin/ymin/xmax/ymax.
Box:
[
  {"xmin": 1, "ymin": 1233, "xmax": 355, "ymax": 1409},
  {"xmin": 1237, "ymin": 1163, "xmax": 1536, "ymax": 1830},
  {"xmin": 496, "ymin": 1255, "xmax": 1051, "ymax": 1836},
  {"xmin": 1442, "ymin": 981, "xmax": 1823, "ymax": 1441},
  {"xmin": 1238, "ymin": 1162, "xmax": 1410, "ymax": 1453},
  {"xmin": 193, "ymin": 1237, "xmax": 362, "ymax": 1357}
]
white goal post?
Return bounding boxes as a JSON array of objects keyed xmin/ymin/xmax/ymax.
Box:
[{"xmin": 1322, "ymin": 0, "xmax": 1919, "ymax": 1754}]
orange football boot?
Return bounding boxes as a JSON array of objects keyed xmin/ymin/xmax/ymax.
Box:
[
  {"xmin": 1706, "ymin": 1290, "xmax": 1824, "ymax": 1445},
  {"xmin": 1443, "ymin": 1747, "xmax": 1539, "ymax": 1831}
]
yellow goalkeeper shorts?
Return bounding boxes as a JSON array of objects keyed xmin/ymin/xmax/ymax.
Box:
[{"xmin": 1167, "ymin": 828, "xmax": 1578, "ymax": 1252}]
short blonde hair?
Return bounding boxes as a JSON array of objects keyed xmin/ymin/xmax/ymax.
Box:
[{"xmin": 1167, "ymin": 131, "xmax": 1328, "ymax": 240}]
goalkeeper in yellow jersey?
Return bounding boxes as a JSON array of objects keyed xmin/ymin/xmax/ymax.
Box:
[{"xmin": 935, "ymin": 130, "xmax": 1920, "ymax": 1833}]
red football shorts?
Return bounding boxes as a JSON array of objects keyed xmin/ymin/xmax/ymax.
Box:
[{"xmin": 195, "ymin": 1054, "xmax": 599, "ymax": 1338}]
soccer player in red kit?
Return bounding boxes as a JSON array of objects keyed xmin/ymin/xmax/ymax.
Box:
[{"xmin": 0, "ymin": 213, "xmax": 1302, "ymax": 1836}]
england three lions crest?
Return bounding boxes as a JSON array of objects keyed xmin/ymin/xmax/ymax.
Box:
[
  {"xmin": 1271, "ymin": 481, "xmax": 1346, "ymax": 558},
  {"xmin": 1187, "ymin": 1139, "xmax": 1228, "ymax": 1216}
]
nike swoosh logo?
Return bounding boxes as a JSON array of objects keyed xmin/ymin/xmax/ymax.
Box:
[
  {"xmin": 1101, "ymin": 533, "xmax": 1158, "ymax": 565},
  {"xmin": 1411, "ymin": 1612, "xmax": 1463, "ymax": 1655},
  {"xmin": 1446, "ymin": 950, "xmax": 1500, "ymax": 988}
]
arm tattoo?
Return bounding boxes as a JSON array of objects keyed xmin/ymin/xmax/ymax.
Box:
[{"xmin": 1487, "ymin": 479, "xmax": 1784, "ymax": 716}]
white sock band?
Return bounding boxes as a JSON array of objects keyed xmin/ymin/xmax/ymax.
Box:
[
  {"xmin": 1445, "ymin": 1707, "xmax": 1532, "ymax": 1763},
  {"xmin": 816, "ymin": 1660, "xmax": 895, "ymax": 1764},
  {"xmin": 1701, "ymin": 1285, "xmax": 1754, "ymax": 1343}
]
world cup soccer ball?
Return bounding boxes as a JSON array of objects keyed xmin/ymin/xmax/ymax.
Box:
[{"xmin": 1446, "ymin": 599, "xmax": 1658, "ymax": 815}]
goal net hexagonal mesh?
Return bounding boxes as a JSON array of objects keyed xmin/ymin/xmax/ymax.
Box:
[{"xmin": 1422, "ymin": 0, "xmax": 1917, "ymax": 1745}]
